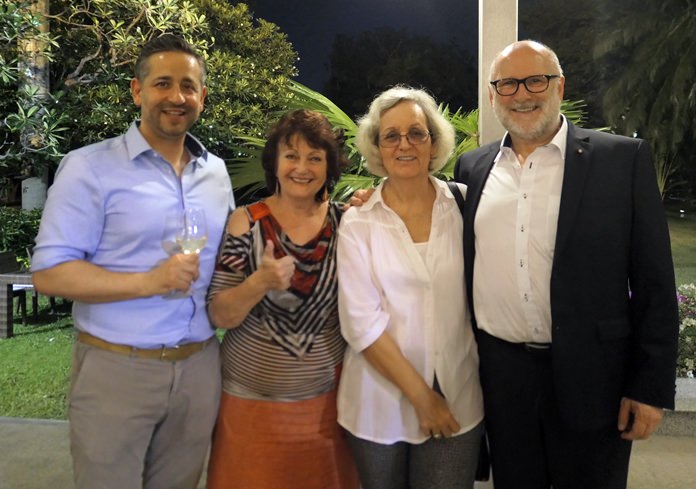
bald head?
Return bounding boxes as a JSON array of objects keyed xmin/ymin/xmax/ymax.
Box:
[{"xmin": 489, "ymin": 40, "xmax": 563, "ymax": 82}]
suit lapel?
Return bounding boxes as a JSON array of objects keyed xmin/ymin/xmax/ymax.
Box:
[
  {"xmin": 464, "ymin": 145, "xmax": 498, "ymax": 234},
  {"xmin": 555, "ymin": 124, "xmax": 592, "ymax": 256}
]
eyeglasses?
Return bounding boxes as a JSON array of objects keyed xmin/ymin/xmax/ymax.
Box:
[
  {"xmin": 378, "ymin": 128, "xmax": 431, "ymax": 148},
  {"xmin": 489, "ymin": 74, "xmax": 560, "ymax": 96}
]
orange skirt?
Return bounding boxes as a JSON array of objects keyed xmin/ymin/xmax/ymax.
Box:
[{"xmin": 206, "ymin": 390, "xmax": 359, "ymax": 489}]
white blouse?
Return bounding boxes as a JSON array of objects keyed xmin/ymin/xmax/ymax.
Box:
[{"xmin": 336, "ymin": 176, "xmax": 484, "ymax": 444}]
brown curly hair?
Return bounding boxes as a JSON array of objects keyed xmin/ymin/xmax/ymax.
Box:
[{"xmin": 262, "ymin": 110, "xmax": 349, "ymax": 202}]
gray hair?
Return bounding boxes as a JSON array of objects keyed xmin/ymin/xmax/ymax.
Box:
[{"xmin": 355, "ymin": 86, "xmax": 456, "ymax": 177}]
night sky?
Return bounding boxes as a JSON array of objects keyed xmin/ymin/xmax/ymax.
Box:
[{"xmin": 244, "ymin": 0, "xmax": 479, "ymax": 91}]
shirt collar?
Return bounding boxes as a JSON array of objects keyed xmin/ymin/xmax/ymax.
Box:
[
  {"xmin": 497, "ymin": 114, "xmax": 568, "ymax": 162},
  {"xmin": 549, "ymin": 114, "xmax": 568, "ymax": 158},
  {"xmin": 124, "ymin": 121, "xmax": 209, "ymax": 166},
  {"xmin": 359, "ymin": 175, "xmax": 452, "ymax": 212}
]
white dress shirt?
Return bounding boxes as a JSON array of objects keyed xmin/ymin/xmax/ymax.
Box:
[
  {"xmin": 473, "ymin": 117, "xmax": 568, "ymax": 343},
  {"xmin": 336, "ymin": 176, "xmax": 483, "ymax": 444}
]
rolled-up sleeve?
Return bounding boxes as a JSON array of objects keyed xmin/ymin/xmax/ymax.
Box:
[
  {"xmin": 32, "ymin": 153, "xmax": 105, "ymax": 271},
  {"xmin": 336, "ymin": 212, "xmax": 390, "ymax": 352}
]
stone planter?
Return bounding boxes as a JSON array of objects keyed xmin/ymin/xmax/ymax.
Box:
[
  {"xmin": 657, "ymin": 378, "xmax": 696, "ymax": 436},
  {"xmin": 21, "ymin": 177, "xmax": 46, "ymax": 210}
]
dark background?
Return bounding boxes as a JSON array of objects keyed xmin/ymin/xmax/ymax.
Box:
[
  {"xmin": 243, "ymin": 0, "xmax": 479, "ymax": 91},
  {"xmin": 235, "ymin": 1, "xmax": 695, "ymax": 202}
]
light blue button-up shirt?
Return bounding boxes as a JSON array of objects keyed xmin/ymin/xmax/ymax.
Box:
[{"xmin": 32, "ymin": 122, "xmax": 234, "ymax": 347}]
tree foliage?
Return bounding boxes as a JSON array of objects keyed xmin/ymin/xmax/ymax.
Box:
[
  {"xmin": 1, "ymin": 0, "xmax": 297, "ymax": 197},
  {"xmin": 47, "ymin": 0, "xmax": 297, "ymax": 162},
  {"xmin": 0, "ymin": 205, "xmax": 42, "ymax": 267},
  {"xmin": 521, "ymin": 0, "xmax": 696, "ymax": 198},
  {"xmin": 594, "ymin": 0, "xmax": 696, "ymax": 197},
  {"xmin": 0, "ymin": 1, "xmax": 64, "ymax": 181},
  {"xmin": 324, "ymin": 27, "xmax": 477, "ymax": 119}
]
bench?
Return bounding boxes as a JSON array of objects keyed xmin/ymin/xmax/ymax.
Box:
[{"xmin": 0, "ymin": 251, "xmax": 38, "ymax": 338}]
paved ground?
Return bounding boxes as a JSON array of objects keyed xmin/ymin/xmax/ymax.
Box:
[
  {"xmin": 1, "ymin": 416, "xmax": 695, "ymax": 489},
  {"xmin": 474, "ymin": 432, "xmax": 696, "ymax": 489}
]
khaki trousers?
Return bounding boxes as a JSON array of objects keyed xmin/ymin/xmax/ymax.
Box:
[{"xmin": 69, "ymin": 338, "xmax": 221, "ymax": 489}]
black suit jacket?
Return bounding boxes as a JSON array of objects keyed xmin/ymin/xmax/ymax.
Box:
[{"xmin": 454, "ymin": 123, "xmax": 679, "ymax": 430}]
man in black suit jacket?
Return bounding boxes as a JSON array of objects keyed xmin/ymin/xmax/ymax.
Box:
[{"xmin": 454, "ymin": 40, "xmax": 679, "ymax": 489}]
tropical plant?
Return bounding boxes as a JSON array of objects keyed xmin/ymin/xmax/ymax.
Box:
[
  {"xmin": 227, "ymin": 82, "xmax": 592, "ymax": 203},
  {"xmin": 0, "ymin": 1, "xmax": 64, "ymax": 180},
  {"xmin": 227, "ymin": 81, "xmax": 479, "ymax": 203},
  {"xmin": 594, "ymin": 0, "xmax": 696, "ymax": 164},
  {"xmin": 284, "ymin": 81, "xmax": 370, "ymax": 202},
  {"xmin": 654, "ymin": 155, "xmax": 679, "ymax": 199},
  {"xmin": 593, "ymin": 0, "xmax": 696, "ymax": 200},
  {"xmin": 228, "ymin": 80, "xmax": 363, "ymax": 202}
]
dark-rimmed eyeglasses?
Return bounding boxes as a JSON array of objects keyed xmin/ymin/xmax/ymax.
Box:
[
  {"xmin": 489, "ymin": 74, "xmax": 560, "ymax": 96},
  {"xmin": 378, "ymin": 128, "xmax": 431, "ymax": 148}
]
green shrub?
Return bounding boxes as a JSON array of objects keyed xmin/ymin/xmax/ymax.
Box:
[
  {"xmin": 677, "ymin": 283, "xmax": 696, "ymax": 378},
  {"xmin": 0, "ymin": 206, "xmax": 42, "ymax": 268}
]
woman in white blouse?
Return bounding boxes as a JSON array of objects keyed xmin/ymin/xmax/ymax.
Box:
[{"xmin": 336, "ymin": 86, "xmax": 484, "ymax": 489}]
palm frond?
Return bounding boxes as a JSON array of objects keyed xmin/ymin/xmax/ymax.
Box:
[
  {"xmin": 560, "ymin": 99, "xmax": 588, "ymax": 126},
  {"xmin": 226, "ymin": 135, "xmax": 267, "ymax": 201},
  {"xmin": 287, "ymin": 81, "xmax": 357, "ymax": 138},
  {"xmin": 332, "ymin": 173, "xmax": 382, "ymax": 202}
]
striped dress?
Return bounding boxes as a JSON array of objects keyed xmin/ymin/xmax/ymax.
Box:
[{"xmin": 206, "ymin": 200, "xmax": 359, "ymax": 489}]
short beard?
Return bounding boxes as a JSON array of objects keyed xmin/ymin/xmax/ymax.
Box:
[{"xmin": 494, "ymin": 94, "xmax": 562, "ymax": 142}]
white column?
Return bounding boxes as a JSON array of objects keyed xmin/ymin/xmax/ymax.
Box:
[{"xmin": 479, "ymin": 0, "xmax": 518, "ymax": 145}]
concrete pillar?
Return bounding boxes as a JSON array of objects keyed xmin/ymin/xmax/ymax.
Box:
[{"xmin": 478, "ymin": 0, "xmax": 518, "ymax": 145}]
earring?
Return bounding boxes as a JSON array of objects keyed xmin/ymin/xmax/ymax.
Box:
[{"xmin": 275, "ymin": 180, "xmax": 281, "ymax": 195}]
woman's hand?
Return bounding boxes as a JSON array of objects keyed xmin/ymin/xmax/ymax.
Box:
[
  {"xmin": 208, "ymin": 239, "xmax": 295, "ymax": 329},
  {"xmin": 256, "ymin": 240, "xmax": 295, "ymax": 291},
  {"xmin": 411, "ymin": 387, "xmax": 461, "ymax": 439},
  {"xmin": 347, "ymin": 188, "xmax": 375, "ymax": 209},
  {"xmin": 360, "ymin": 333, "xmax": 461, "ymax": 439}
]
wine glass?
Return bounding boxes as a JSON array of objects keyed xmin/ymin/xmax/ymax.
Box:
[
  {"xmin": 176, "ymin": 208, "xmax": 208, "ymax": 255},
  {"xmin": 162, "ymin": 208, "xmax": 207, "ymax": 299}
]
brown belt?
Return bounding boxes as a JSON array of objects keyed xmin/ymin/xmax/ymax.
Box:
[{"xmin": 77, "ymin": 331, "xmax": 213, "ymax": 362}]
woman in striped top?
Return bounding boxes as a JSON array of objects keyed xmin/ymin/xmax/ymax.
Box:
[{"xmin": 205, "ymin": 109, "xmax": 359, "ymax": 489}]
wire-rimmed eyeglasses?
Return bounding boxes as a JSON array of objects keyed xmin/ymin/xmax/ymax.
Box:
[
  {"xmin": 378, "ymin": 128, "xmax": 431, "ymax": 148},
  {"xmin": 489, "ymin": 74, "xmax": 560, "ymax": 96}
]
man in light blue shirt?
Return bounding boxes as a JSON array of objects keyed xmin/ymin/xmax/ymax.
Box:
[{"xmin": 32, "ymin": 34, "xmax": 234, "ymax": 489}]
